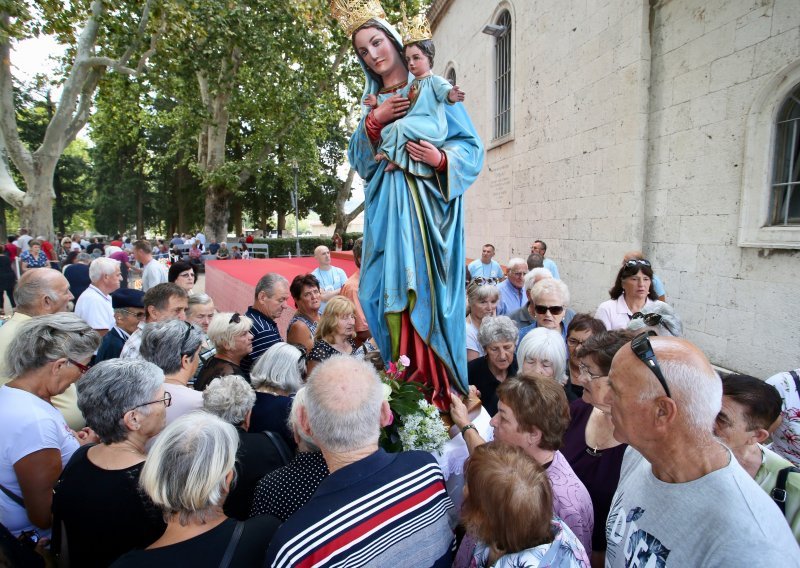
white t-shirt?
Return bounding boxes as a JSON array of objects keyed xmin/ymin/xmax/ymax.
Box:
[
  {"xmin": 73, "ymin": 284, "xmax": 114, "ymax": 331},
  {"xmin": 606, "ymin": 447, "xmax": 800, "ymax": 566},
  {"xmin": 466, "ymin": 318, "xmax": 483, "ymax": 356},
  {"xmin": 141, "ymin": 259, "xmax": 168, "ymax": 292},
  {"xmin": 767, "ymin": 369, "xmax": 800, "ymax": 466},
  {"xmin": 312, "ymin": 266, "xmax": 348, "ymax": 314},
  {"xmin": 0, "ymin": 386, "xmax": 79, "ymax": 535},
  {"xmin": 70, "ymin": 241, "xmax": 81, "ymax": 252},
  {"xmin": 15, "ymin": 235, "xmax": 32, "ymax": 252}
]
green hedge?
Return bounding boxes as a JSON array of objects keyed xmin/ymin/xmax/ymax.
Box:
[{"xmin": 250, "ymin": 233, "xmax": 363, "ymax": 257}]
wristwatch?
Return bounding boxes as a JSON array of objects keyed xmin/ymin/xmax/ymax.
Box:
[{"xmin": 461, "ymin": 423, "xmax": 477, "ymax": 436}]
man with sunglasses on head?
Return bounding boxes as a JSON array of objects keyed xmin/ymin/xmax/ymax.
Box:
[
  {"xmin": 95, "ymin": 289, "xmax": 146, "ymax": 363},
  {"xmin": 604, "ymin": 335, "xmax": 799, "ymax": 566}
]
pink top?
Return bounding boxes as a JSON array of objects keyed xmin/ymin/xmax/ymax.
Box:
[{"xmin": 594, "ymin": 295, "xmax": 656, "ymax": 331}]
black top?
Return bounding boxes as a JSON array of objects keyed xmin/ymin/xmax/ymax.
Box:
[
  {"xmin": 250, "ymin": 392, "xmax": 296, "ymax": 450},
  {"xmin": 64, "ymin": 263, "xmax": 91, "ymax": 300},
  {"xmin": 467, "ymin": 355, "xmax": 518, "ymax": 416},
  {"xmin": 308, "ymin": 338, "xmax": 358, "ymax": 363},
  {"xmin": 194, "ymin": 357, "xmax": 244, "ymax": 391},
  {"xmin": 111, "ymin": 515, "xmax": 280, "ymax": 568},
  {"xmin": 224, "ymin": 428, "xmax": 288, "ymax": 521},
  {"xmin": 0, "ymin": 254, "xmax": 16, "ymax": 287},
  {"xmin": 52, "ymin": 445, "xmax": 166, "ymax": 568},
  {"xmin": 250, "ymin": 451, "xmax": 329, "ymax": 522}
]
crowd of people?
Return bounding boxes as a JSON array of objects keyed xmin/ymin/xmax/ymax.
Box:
[{"xmin": 0, "ymin": 227, "xmax": 797, "ymax": 567}]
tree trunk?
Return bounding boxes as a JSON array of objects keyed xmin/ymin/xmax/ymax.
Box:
[
  {"xmin": 0, "ymin": 199, "xmax": 7, "ymax": 240},
  {"xmin": 204, "ymin": 182, "xmax": 230, "ymax": 242},
  {"xmin": 136, "ymin": 184, "xmax": 144, "ymax": 238},
  {"xmin": 18, "ymin": 175, "xmax": 56, "ymax": 240},
  {"xmin": 277, "ymin": 210, "xmax": 286, "ymax": 237},
  {"xmin": 175, "ymin": 164, "xmax": 188, "ymax": 233},
  {"xmin": 333, "ymin": 168, "xmax": 363, "ymax": 236}
]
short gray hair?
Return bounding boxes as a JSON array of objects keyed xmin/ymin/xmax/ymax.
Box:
[
  {"xmin": 627, "ymin": 301, "xmax": 683, "ymax": 337},
  {"xmin": 77, "ymin": 359, "xmax": 165, "ymax": 444},
  {"xmin": 289, "ymin": 387, "xmax": 319, "ymax": 452},
  {"xmin": 524, "ymin": 268, "xmax": 553, "ymax": 292},
  {"xmin": 517, "ymin": 327, "xmax": 568, "ymax": 384},
  {"xmin": 187, "ymin": 293, "xmax": 214, "ymax": 314},
  {"xmin": 140, "ymin": 320, "xmax": 204, "ymax": 374},
  {"xmin": 305, "ymin": 356, "xmax": 384, "ymax": 452},
  {"xmin": 250, "ymin": 342, "xmax": 305, "ymax": 393},
  {"xmin": 13, "ymin": 268, "xmax": 65, "ymax": 309},
  {"xmin": 530, "ymin": 278, "xmax": 570, "ymax": 306},
  {"xmin": 207, "ymin": 312, "xmax": 253, "ymax": 351},
  {"xmin": 478, "ymin": 316, "xmax": 519, "ymax": 348},
  {"xmin": 6, "ymin": 313, "xmax": 100, "ymax": 379},
  {"xmin": 255, "ymin": 273, "xmax": 288, "ymax": 301},
  {"xmin": 88, "ymin": 257, "xmax": 120, "ymax": 282},
  {"xmin": 140, "ymin": 412, "xmax": 239, "ymax": 525},
  {"xmin": 202, "ymin": 375, "xmax": 256, "ymax": 425},
  {"xmin": 506, "ymin": 257, "xmax": 526, "ymax": 271}
]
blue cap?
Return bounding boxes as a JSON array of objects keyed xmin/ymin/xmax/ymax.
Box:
[{"xmin": 111, "ymin": 288, "xmax": 145, "ymax": 309}]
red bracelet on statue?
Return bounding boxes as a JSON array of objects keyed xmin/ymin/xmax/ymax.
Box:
[{"xmin": 436, "ymin": 150, "xmax": 447, "ymax": 172}]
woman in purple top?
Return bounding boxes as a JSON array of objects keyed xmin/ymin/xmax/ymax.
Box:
[
  {"xmin": 450, "ymin": 374, "xmax": 594, "ymax": 565},
  {"xmin": 562, "ymin": 330, "xmax": 635, "ymax": 568}
]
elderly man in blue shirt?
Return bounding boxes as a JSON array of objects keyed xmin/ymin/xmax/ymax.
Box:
[{"xmin": 496, "ymin": 258, "xmax": 527, "ymax": 316}]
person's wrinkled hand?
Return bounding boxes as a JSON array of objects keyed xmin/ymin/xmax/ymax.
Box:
[
  {"xmin": 371, "ymin": 93, "xmax": 410, "ymax": 124},
  {"xmin": 406, "ymin": 140, "xmax": 443, "ymax": 166},
  {"xmin": 449, "ymin": 395, "xmax": 470, "ymax": 429}
]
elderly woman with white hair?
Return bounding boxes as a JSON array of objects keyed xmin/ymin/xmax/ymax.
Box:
[
  {"xmin": 249, "ymin": 342, "xmax": 306, "ymax": 448},
  {"xmin": 250, "ymin": 387, "xmax": 329, "ymax": 522},
  {"xmin": 518, "ymin": 278, "xmax": 573, "ymax": 344},
  {"xmin": 203, "ymin": 376, "xmax": 286, "ymax": 521},
  {"xmin": 626, "ymin": 300, "xmax": 683, "ymax": 337},
  {"xmin": 195, "ymin": 312, "xmax": 253, "ymax": 391},
  {"xmin": 508, "ymin": 267, "xmax": 555, "ymax": 330},
  {"xmin": 54, "ymin": 359, "xmax": 168, "ymax": 567},
  {"xmin": 466, "ymin": 280, "xmax": 500, "ymax": 361},
  {"xmin": 517, "ymin": 327, "xmax": 569, "ymax": 385},
  {"xmin": 0, "ymin": 314, "xmax": 99, "ymax": 540},
  {"xmin": 468, "ymin": 316, "xmax": 519, "ymax": 416},
  {"xmin": 140, "ymin": 320, "xmax": 205, "ymax": 428},
  {"xmin": 111, "ymin": 413, "xmax": 281, "ymax": 567}
]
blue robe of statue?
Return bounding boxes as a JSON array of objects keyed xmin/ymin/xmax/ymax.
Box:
[
  {"xmin": 348, "ymin": 20, "xmax": 484, "ymax": 398},
  {"xmin": 377, "ymin": 73, "xmax": 453, "ymax": 178}
]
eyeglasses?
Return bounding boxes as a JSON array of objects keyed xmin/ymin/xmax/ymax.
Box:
[
  {"xmin": 473, "ymin": 277, "xmax": 500, "ymax": 286},
  {"xmin": 178, "ymin": 272, "xmax": 195, "ymax": 279},
  {"xmin": 120, "ymin": 309, "xmax": 146, "ymax": 320},
  {"xmin": 229, "ymin": 312, "xmax": 241, "ymax": 324},
  {"xmin": 127, "ymin": 391, "xmax": 172, "ymax": 413},
  {"xmin": 577, "ymin": 363, "xmax": 606, "ymax": 382},
  {"xmin": 534, "ymin": 305, "xmax": 564, "ymax": 315},
  {"xmin": 68, "ymin": 358, "xmax": 92, "ymax": 375},
  {"xmin": 630, "ymin": 331, "xmax": 671, "ymax": 398},
  {"xmin": 567, "ymin": 337, "xmax": 585, "ymax": 348},
  {"xmin": 625, "ymin": 259, "xmax": 651, "ymax": 268},
  {"xmin": 631, "ymin": 312, "xmax": 663, "ymax": 326},
  {"xmin": 509, "ymin": 271, "xmax": 526, "ymax": 277}
]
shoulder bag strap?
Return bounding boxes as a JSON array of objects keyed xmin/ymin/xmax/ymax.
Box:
[
  {"xmin": 218, "ymin": 521, "xmax": 244, "ymax": 568},
  {"xmin": 771, "ymin": 466, "xmax": 800, "ymax": 514},
  {"xmin": 789, "ymin": 370, "xmax": 800, "ymax": 394},
  {"xmin": 0, "ymin": 482, "xmax": 24, "ymax": 508},
  {"xmin": 262, "ymin": 430, "xmax": 292, "ymax": 466}
]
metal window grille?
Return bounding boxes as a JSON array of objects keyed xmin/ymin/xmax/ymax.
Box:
[
  {"xmin": 493, "ymin": 11, "xmax": 512, "ymax": 140},
  {"xmin": 446, "ymin": 67, "xmax": 457, "ymax": 86},
  {"xmin": 771, "ymin": 85, "xmax": 800, "ymax": 226}
]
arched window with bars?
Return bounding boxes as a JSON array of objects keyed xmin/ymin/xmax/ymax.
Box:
[
  {"xmin": 771, "ymin": 84, "xmax": 800, "ymax": 226},
  {"xmin": 493, "ymin": 10, "xmax": 512, "ymax": 140}
]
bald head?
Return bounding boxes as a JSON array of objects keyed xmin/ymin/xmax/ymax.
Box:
[
  {"xmin": 14, "ymin": 268, "xmax": 74, "ymax": 315},
  {"xmin": 314, "ymin": 245, "xmax": 332, "ymax": 268},
  {"xmin": 608, "ymin": 336, "xmax": 722, "ymax": 446},
  {"xmin": 304, "ymin": 356, "xmax": 385, "ymax": 453}
]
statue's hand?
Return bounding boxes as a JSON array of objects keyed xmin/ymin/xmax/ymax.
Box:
[
  {"xmin": 407, "ymin": 140, "xmax": 444, "ymax": 167},
  {"xmin": 371, "ymin": 93, "xmax": 410, "ymax": 124}
]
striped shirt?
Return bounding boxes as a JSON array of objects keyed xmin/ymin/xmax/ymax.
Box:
[
  {"xmin": 240, "ymin": 306, "xmax": 282, "ymax": 375},
  {"xmin": 265, "ymin": 449, "xmax": 455, "ymax": 568}
]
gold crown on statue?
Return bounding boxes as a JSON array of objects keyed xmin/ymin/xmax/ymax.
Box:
[
  {"xmin": 398, "ymin": 3, "xmax": 432, "ymax": 45},
  {"xmin": 329, "ymin": 0, "xmax": 386, "ymax": 37}
]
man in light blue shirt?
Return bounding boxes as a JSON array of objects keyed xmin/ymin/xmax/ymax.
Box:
[
  {"xmin": 468, "ymin": 243, "xmax": 503, "ymax": 280},
  {"xmin": 312, "ymin": 245, "xmax": 347, "ymax": 314},
  {"xmin": 496, "ymin": 258, "xmax": 527, "ymax": 316},
  {"xmin": 531, "ymin": 240, "xmax": 560, "ymax": 280}
]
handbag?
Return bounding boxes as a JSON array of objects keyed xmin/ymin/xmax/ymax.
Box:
[
  {"xmin": 218, "ymin": 521, "xmax": 244, "ymax": 568},
  {"xmin": 262, "ymin": 431, "xmax": 292, "ymax": 466}
]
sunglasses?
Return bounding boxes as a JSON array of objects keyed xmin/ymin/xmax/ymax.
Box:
[
  {"xmin": 630, "ymin": 331, "xmax": 671, "ymax": 398},
  {"xmin": 120, "ymin": 309, "xmax": 146, "ymax": 320},
  {"xmin": 631, "ymin": 312, "xmax": 663, "ymax": 326},
  {"xmin": 473, "ymin": 277, "xmax": 500, "ymax": 286},
  {"xmin": 625, "ymin": 259, "xmax": 651, "ymax": 268},
  {"xmin": 534, "ymin": 305, "xmax": 564, "ymax": 315},
  {"xmin": 127, "ymin": 391, "xmax": 172, "ymax": 413},
  {"xmin": 68, "ymin": 358, "xmax": 92, "ymax": 375}
]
